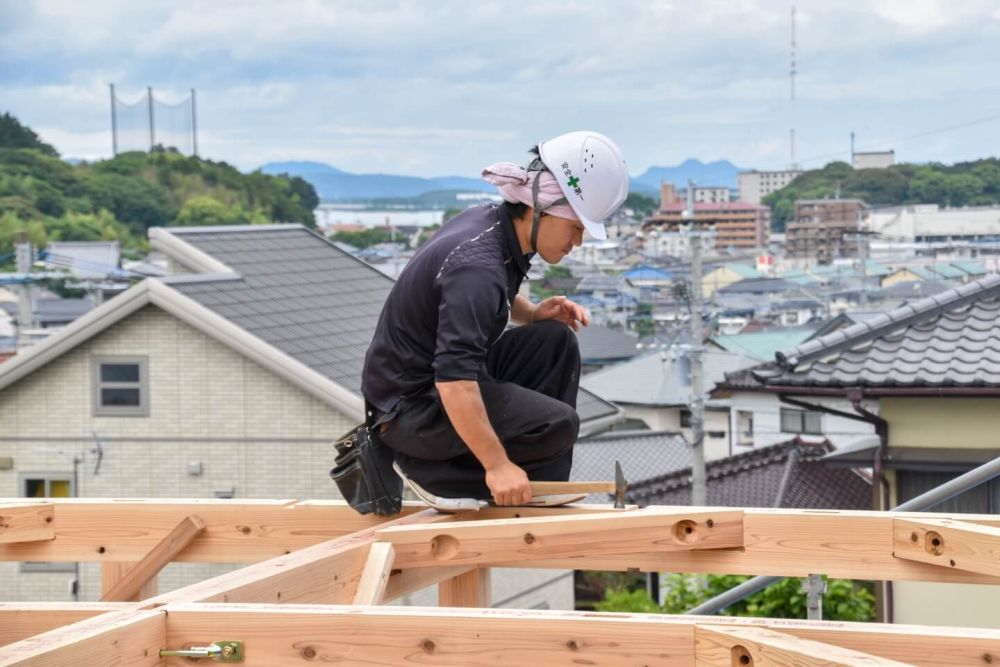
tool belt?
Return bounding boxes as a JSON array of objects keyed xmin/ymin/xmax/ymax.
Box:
[{"xmin": 329, "ymin": 422, "xmax": 403, "ymax": 517}]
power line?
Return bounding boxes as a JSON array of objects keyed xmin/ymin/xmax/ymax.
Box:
[{"xmin": 779, "ymin": 109, "xmax": 1000, "ymax": 169}]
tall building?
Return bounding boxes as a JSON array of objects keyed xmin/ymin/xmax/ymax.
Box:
[
  {"xmin": 644, "ymin": 202, "xmax": 770, "ymax": 250},
  {"xmin": 660, "ymin": 182, "xmax": 732, "ymax": 205},
  {"xmin": 737, "ymin": 169, "xmax": 803, "ymax": 204},
  {"xmin": 852, "ymin": 150, "xmax": 895, "ymax": 169},
  {"xmin": 785, "ymin": 198, "xmax": 868, "ymax": 263}
]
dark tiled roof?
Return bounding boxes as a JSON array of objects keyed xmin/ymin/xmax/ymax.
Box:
[
  {"xmin": 757, "ymin": 274, "xmax": 1000, "ymax": 388},
  {"xmin": 875, "ymin": 280, "xmax": 955, "ymax": 300},
  {"xmin": 34, "ymin": 297, "xmax": 96, "ymax": 325},
  {"xmin": 168, "ymin": 226, "xmax": 394, "ymax": 394},
  {"xmin": 575, "ymin": 325, "xmax": 641, "ymax": 364},
  {"xmin": 572, "ymin": 430, "xmax": 690, "ymax": 488},
  {"xmin": 167, "ymin": 225, "xmax": 615, "ymax": 420},
  {"xmin": 718, "ymin": 278, "xmax": 795, "ymax": 295},
  {"xmin": 628, "ymin": 439, "xmax": 872, "ymax": 509},
  {"xmin": 715, "ymin": 365, "xmax": 770, "ymax": 392}
]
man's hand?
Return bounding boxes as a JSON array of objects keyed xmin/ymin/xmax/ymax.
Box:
[
  {"xmin": 533, "ymin": 295, "xmax": 590, "ymax": 331},
  {"xmin": 485, "ymin": 459, "xmax": 533, "ymax": 506}
]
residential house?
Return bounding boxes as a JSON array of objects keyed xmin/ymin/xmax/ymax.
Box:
[
  {"xmin": 627, "ymin": 438, "xmax": 871, "ymax": 510},
  {"xmin": 873, "ymin": 280, "xmax": 955, "ymax": 304},
  {"xmin": 572, "ymin": 430, "xmax": 691, "ymax": 497},
  {"xmin": 622, "ymin": 265, "xmax": 674, "ymax": 302},
  {"xmin": 770, "ymin": 298, "xmax": 825, "ymax": 326},
  {"xmin": 574, "ymin": 239, "xmax": 625, "ymax": 269},
  {"xmin": 881, "ymin": 266, "xmax": 936, "ymax": 288},
  {"xmin": 739, "ymin": 274, "xmax": 1000, "ymax": 628},
  {"xmin": 575, "ymin": 324, "xmax": 641, "ymax": 373},
  {"xmin": 0, "ymin": 223, "xmax": 619, "ymax": 608},
  {"xmin": 716, "ymin": 277, "xmax": 796, "ymax": 298},
  {"xmin": 621, "ymin": 265, "xmax": 673, "ymax": 290},
  {"xmin": 580, "ymin": 349, "xmax": 754, "ymax": 459},
  {"xmin": 709, "ymin": 327, "xmax": 817, "ymax": 364},
  {"xmin": 701, "ymin": 263, "xmax": 759, "ymax": 297}
]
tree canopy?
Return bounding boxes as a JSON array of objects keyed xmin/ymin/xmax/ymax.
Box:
[
  {"xmin": 0, "ymin": 112, "xmax": 58, "ymax": 157},
  {"xmin": 764, "ymin": 159, "xmax": 1000, "ymax": 230},
  {"xmin": 0, "ymin": 113, "xmax": 320, "ymax": 261}
]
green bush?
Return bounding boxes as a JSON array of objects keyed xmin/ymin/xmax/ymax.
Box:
[{"xmin": 596, "ymin": 574, "xmax": 876, "ymax": 622}]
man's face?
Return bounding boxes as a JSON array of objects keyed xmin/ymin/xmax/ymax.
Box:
[{"xmin": 536, "ymin": 214, "xmax": 585, "ymax": 263}]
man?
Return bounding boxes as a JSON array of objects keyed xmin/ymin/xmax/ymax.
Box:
[{"xmin": 361, "ymin": 131, "xmax": 629, "ymax": 506}]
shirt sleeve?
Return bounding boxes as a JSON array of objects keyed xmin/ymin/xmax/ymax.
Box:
[{"xmin": 433, "ymin": 264, "xmax": 507, "ymax": 382}]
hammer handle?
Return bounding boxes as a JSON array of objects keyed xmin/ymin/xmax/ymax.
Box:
[{"xmin": 529, "ymin": 481, "xmax": 616, "ymax": 495}]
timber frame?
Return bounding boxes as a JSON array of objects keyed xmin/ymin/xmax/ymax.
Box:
[{"xmin": 1, "ymin": 499, "xmax": 999, "ymax": 666}]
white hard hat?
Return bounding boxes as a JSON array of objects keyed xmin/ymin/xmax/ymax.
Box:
[{"xmin": 538, "ymin": 131, "xmax": 629, "ymax": 240}]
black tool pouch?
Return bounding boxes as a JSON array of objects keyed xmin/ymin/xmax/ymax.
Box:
[{"xmin": 330, "ymin": 423, "xmax": 403, "ymax": 517}]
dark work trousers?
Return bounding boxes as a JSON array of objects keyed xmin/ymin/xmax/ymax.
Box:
[{"xmin": 378, "ymin": 320, "xmax": 581, "ymax": 499}]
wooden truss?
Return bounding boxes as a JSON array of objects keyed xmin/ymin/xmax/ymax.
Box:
[{"xmin": 1, "ymin": 499, "xmax": 999, "ymax": 665}]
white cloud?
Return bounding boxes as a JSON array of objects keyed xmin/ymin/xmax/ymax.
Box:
[{"xmin": 3, "ymin": 0, "xmax": 1000, "ymax": 174}]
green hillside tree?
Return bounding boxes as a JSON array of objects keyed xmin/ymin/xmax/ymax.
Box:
[{"xmin": 0, "ymin": 112, "xmax": 58, "ymax": 156}]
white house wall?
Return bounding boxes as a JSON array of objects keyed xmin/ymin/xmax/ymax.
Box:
[
  {"xmin": 616, "ymin": 405, "xmax": 730, "ymax": 461},
  {"xmin": 0, "ymin": 304, "xmax": 573, "ymax": 610},
  {"xmin": 726, "ymin": 390, "xmax": 876, "ymax": 453},
  {"xmin": 0, "ymin": 305, "xmax": 356, "ymax": 602}
]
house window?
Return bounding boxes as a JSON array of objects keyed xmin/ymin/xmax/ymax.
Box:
[
  {"xmin": 680, "ymin": 409, "xmax": 692, "ymax": 428},
  {"xmin": 780, "ymin": 408, "xmax": 823, "ymax": 435},
  {"xmin": 21, "ymin": 473, "xmax": 75, "ymax": 572},
  {"xmin": 736, "ymin": 410, "xmax": 754, "ymax": 447},
  {"xmin": 897, "ymin": 471, "xmax": 998, "ymax": 514},
  {"xmin": 92, "ymin": 356, "xmax": 148, "ymax": 417}
]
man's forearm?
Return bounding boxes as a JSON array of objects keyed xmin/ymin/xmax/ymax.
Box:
[
  {"xmin": 435, "ymin": 380, "xmax": 508, "ymax": 470},
  {"xmin": 511, "ymin": 294, "xmax": 536, "ymax": 324}
]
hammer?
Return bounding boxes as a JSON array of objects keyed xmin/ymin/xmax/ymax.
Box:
[{"xmin": 527, "ymin": 461, "xmax": 628, "ymax": 509}]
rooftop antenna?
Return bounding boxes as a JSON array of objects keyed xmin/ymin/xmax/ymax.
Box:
[{"xmin": 789, "ymin": 5, "xmax": 798, "ymax": 169}]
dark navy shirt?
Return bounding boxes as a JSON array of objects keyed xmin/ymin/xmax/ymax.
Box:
[{"xmin": 361, "ymin": 204, "xmax": 531, "ymax": 417}]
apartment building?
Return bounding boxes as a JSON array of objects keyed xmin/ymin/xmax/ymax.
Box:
[
  {"xmin": 785, "ymin": 199, "xmax": 868, "ymax": 263},
  {"xmin": 737, "ymin": 169, "xmax": 803, "ymax": 204},
  {"xmin": 644, "ymin": 202, "xmax": 770, "ymax": 250}
]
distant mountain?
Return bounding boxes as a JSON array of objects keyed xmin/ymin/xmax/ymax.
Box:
[
  {"xmin": 262, "ymin": 158, "xmax": 747, "ymax": 202},
  {"xmin": 260, "ymin": 161, "xmax": 349, "ymax": 177},
  {"xmin": 631, "ymin": 159, "xmax": 745, "ymax": 193},
  {"xmin": 259, "ymin": 161, "xmax": 493, "ymax": 201}
]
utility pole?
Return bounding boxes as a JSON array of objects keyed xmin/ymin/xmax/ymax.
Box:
[
  {"xmin": 858, "ymin": 208, "xmax": 869, "ymax": 306},
  {"xmin": 686, "ymin": 181, "xmax": 706, "ymax": 506},
  {"xmin": 109, "ymin": 84, "xmax": 118, "ymax": 156},
  {"xmin": 14, "ymin": 233, "xmax": 34, "ymax": 348},
  {"xmin": 147, "ymin": 86, "xmax": 156, "ymax": 150},
  {"xmin": 190, "ymin": 88, "xmax": 199, "ymax": 157}
]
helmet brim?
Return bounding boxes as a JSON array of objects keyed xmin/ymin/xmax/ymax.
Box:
[{"xmin": 580, "ymin": 216, "xmax": 608, "ymax": 240}]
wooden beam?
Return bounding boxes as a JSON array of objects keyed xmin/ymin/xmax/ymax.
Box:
[
  {"xmin": 439, "ymin": 568, "xmax": 491, "ymax": 608},
  {"xmin": 3, "ymin": 502, "xmax": 1000, "ymax": 584},
  {"xmin": 893, "ymin": 517, "xmax": 1000, "ymax": 578},
  {"xmin": 351, "ymin": 542, "xmax": 395, "ymax": 605},
  {"xmin": 0, "ymin": 503, "xmax": 54, "ymax": 544},
  {"xmin": 488, "ymin": 508, "xmax": 1000, "ymax": 585},
  {"xmin": 695, "ymin": 624, "xmax": 914, "ymax": 666},
  {"xmin": 159, "ymin": 604, "xmax": 1000, "ymax": 667},
  {"xmin": 0, "ymin": 609, "xmax": 163, "ymax": 667},
  {"xmin": 0, "ymin": 603, "xmax": 132, "ymax": 648},
  {"xmin": 102, "ymin": 562, "xmax": 159, "ymax": 602},
  {"xmin": 378, "ymin": 508, "xmax": 743, "ymax": 568},
  {"xmin": 0, "ymin": 499, "xmax": 424, "ymax": 563},
  {"xmin": 383, "ymin": 565, "xmax": 476, "ymax": 604},
  {"xmin": 101, "ymin": 515, "xmax": 205, "ymax": 602},
  {"xmin": 144, "ymin": 508, "xmax": 453, "ymax": 606}
]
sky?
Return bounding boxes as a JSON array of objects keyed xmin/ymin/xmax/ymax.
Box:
[{"xmin": 3, "ymin": 0, "xmax": 1000, "ymax": 178}]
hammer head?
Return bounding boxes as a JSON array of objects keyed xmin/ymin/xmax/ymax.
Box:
[{"xmin": 614, "ymin": 460, "xmax": 627, "ymax": 509}]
